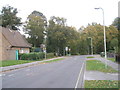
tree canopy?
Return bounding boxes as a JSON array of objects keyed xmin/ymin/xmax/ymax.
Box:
[
  {"xmin": 1, "ymin": 5, "xmax": 118, "ymax": 56},
  {"xmin": 0, "ymin": 5, "xmax": 22, "ymax": 30},
  {"xmin": 47, "ymin": 16, "xmax": 80, "ymax": 55},
  {"xmin": 24, "ymin": 10, "xmax": 47, "ymax": 47}
]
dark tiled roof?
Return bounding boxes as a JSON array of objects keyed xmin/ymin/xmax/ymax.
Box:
[{"xmin": 0, "ymin": 26, "xmax": 31, "ymax": 48}]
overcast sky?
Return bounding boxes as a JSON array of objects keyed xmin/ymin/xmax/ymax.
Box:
[{"xmin": 0, "ymin": 0, "xmax": 119, "ymax": 30}]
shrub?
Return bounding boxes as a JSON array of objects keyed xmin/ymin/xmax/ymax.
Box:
[
  {"xmin": 100, "ymin": 52, "xmax": 105, "ymax": 57},
  {"xmin": 19, "ymin": 52, "xmax": 45, "ymax": 60},
  {"xmin": 28, "ymin": 53, "xmax": 38, "ymax": 60},
  {"xmin": 19, "ymin": 52, "xmax": 55, "ymax": 60},
  {"xmin": 115, "ymin": 54, "xmax": 120, "ymax": 63},
  {"xmin": 46, "ymin": 53, "xmax": 55, "ymax": 59},
  {"xmin": 38, "ymin": 52, "xmax": 45, "ymax": 59},
  {"xmin": 19, "ymin": 53, "xmax": 29, "ymax": 60}
]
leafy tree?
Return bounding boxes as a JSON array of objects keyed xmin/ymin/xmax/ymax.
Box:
[
  {"xmin": 24, "ymin": 11, "xmax": 47, "ymax": 47},
  {"xmin": 0, "ymin": 5, "xmax": 22, "ymax": 30},
  {"xmin": 47, "ymin": 16, "xmax": 80, "ymax": 55},
  {"xmin": 112, "ymin": 17, "xmax": 120, "ymax": 29},
  {"xmin": 112, "ymin": 17, "xmax": 120, "ymax": 54},
  {"xmin": 79, "ymin": 23, "xmax": 118, "ymax": 54}
]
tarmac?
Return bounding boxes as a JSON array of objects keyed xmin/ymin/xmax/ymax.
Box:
[
  {"xmin": 0, "ymin": 57, "xmax": 65, "ymax": 72},
  {"xmin": 1, "ymin": 55, "xmax": 119, "ymax": 81}
]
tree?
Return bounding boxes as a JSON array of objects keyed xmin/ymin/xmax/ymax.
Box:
[
  {"xmin": 79, "ymin": 23, "xmax": 118, "ymax": 54},
  {"xmin": 112, "ymin": 17, "xmax": 120, "ymax": 56},
  {"xmin": 47, "ymin": 16, "xmax": 80, "ymax": 55},
  {"xmin": 47, "ymin": 16, "xmax": 67, "ymax": 55},
  {"xmin": 112, "ymin": 17, "xmax": 120, "ymax": 29},
  {"xmin": 0, "ymin": 5, "xmax": 22, "ymax": 30},
  {"xmin": 24, "ymin": 11, "xmax": 47, "ymax": 47}
]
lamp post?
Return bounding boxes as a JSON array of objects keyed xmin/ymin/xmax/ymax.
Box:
[
  {"xmin": 43, "ymin": 25, "xmax": 47, "ymax": 59},
  {"xmin": 95, "ymin": 7, "xmax": 107, "ymax": 68},
  {"xmin": 88, "ymin": 37, "xmax": 93, "ymax": 55}
]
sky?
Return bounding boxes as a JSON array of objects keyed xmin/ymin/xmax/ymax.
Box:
[{"xmin": 0, "ymin": 0, "xmax": 119, "ymax": 30}]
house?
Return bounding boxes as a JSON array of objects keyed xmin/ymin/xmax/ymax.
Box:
[{"xmin": 0, "ymin": 26, "xmax": 31, "ymax": 60}]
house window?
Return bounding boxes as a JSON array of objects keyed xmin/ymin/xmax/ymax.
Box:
[{"xmin": 21, "ymin": 49, "xmax": 24, "ymax": 53}]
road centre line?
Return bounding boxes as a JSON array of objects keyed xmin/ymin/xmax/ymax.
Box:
[
  {"xmin": 0, "ymin": 74, "xmax": 5, "ymax": 77},
  {"xmin": 8, "ymin": 74, "xmax": 14, "ymax": 77},
  {"xmin": 74, "ymin": 62, "xmax": 85, "ymax": 89}
]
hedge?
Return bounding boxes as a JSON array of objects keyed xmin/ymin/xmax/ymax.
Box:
[
  {"xmin": 46, "ymin": 53, "xmax": 55, "ymax": 59},
  {"xmin": 19, "ymin": 52, "xmax": 55, "ymax": 60}
]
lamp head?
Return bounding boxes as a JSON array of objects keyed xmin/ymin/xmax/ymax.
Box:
[{"xmin": 94, "ymin": 8, "xmax": 100, "ymax": 10}]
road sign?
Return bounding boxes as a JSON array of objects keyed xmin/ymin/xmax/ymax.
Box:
[{"xmin": 65, "ymin": 47, "xmax": 68, "ymax": 51}]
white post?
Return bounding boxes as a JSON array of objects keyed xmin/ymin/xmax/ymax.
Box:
[
  {"xmin": 95, "ymin": 7, "xmax": 107, "ymax": 68},
  {"xmin": 91, "ymin": 38, "xmax": 93, "ymax": 55},
  {"xmin": 88, "ymin": 37, "xmax": 93, "ymax": 55}
]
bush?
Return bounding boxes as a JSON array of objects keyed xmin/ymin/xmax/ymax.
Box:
[
  {"xmin": 46, "ymin": 53, "xmax": 55, "ymax": 59},
  {"xmin": 38, "ymin": 52, "xmax": 45, "ymax": 59},
  {"xmin": 19, "ymin": 52, "xmax": 55, "ymax": 60},
  {"xmin": 115, "ymin": 54, "xmax": 120, "ymax": 63},
  {"xmin": 28, "ymin": 53, "xmax": 38, "ymax": 60},
  {"xmin": 100, "ymin": 52, "xmax": 105, "ymax": 57},
  {"xmin": 19, "ymin": 52, "xmax": 45, "ymax": 60},
  {"xmin": 108, "ymin": 50, "xmax": 115, "ymax": 53}
]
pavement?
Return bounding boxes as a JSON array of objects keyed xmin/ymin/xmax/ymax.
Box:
[
  {"xmin": 1, "ymin": 56, "xmax": 86, "ymax": 88},
  {"xmin": 84, "ymin": 55, "xmax": 120, "ymax": 81},
  {"xmin": 85, "ymin": 71, "xmax": 119, "ymax": 80},
  {"xmin": 94, "ymin": 57, "xmax": 120, "ymax": 71}
]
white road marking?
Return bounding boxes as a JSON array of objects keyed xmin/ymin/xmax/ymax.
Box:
[
  {"xmin": 0, "ymin": 74, "xmax": 5, "ymax": 77},
  {"xmin": 75, "ymin": 62, "xmax": 85, "ymax": 89},
  {"xmin": 8, "ymin": 74, "xmax": 14, "ymax": 77},
  {"xmin": 25, "ymin": 69, "xmax": 30, "ymax": 71}
]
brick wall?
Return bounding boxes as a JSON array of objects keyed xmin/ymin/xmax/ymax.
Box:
[
  {"xmin": 1, "ymin": 32, "xmax": 16, "ymax": 61},
  {"xmin": 0, "ymin": 29, "xmax": 30, "ymax": 61}
]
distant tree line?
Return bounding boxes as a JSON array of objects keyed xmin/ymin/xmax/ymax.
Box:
[{"xmin": 0, "ymin": 5, "xmax": 119, "ymax": 56}]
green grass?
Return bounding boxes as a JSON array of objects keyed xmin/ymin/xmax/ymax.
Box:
[
  {"xmin": 42, "ymin": 58, "xmax": 64, "ymax": 63},
  {"xmin": 85, "ymin": 80, "xmax": 119, "ymax": 88},
  {"xmin": 108, "ymin": 58, "xmax": 115, "ymax": 62},
  {"xmin": 86, "ymin": 60, "xmax": 118, "ymax": 73},
  {"xmin": 0, "ymin": 60, "xmax": 34, "ymax": 67},
  {"xmin": 0, "ymin": 58, "xmax": 65, "ymax": 67},
  {"xmin": 87, "ymin": 56, "xmax": 94, "ymax": 58}
]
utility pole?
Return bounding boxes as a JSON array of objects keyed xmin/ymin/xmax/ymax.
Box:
[
  {"xmin": 88, "ymin": 37, "xmax": 93, "ymax": 55},
  {"xmin": 95, "ymin": 7, "xmax": 107, "ymax": 68}
]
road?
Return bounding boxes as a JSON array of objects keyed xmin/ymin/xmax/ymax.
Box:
[{"xmin": 2, "ymin": 56, "xmax": 86, "ymax": 88}]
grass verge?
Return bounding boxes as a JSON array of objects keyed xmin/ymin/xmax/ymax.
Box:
[
  {"xmin": 0, "ymin": 60, "xmax": 34, "ymax": 67},
  {"xmin": 0, "ymin": 58, "xmax": 65, "ymax": 67},
  {"xmin": 108, "ymin": 58, "xmax": 115, "ymax": 62},
  {"xmin": 87, "ymin": 56, "xmax": 94, "ymax": 58},
  {"xmin": 85, "ymin": 80, "xmax": 119, "ymax": 88},
  {"xmin": 86, "ymin": 60, "xmax": 117, "ymax": 73},
  {"xmin": 41, "ymin": 58, "xmax": 64, "ymax": 63}
]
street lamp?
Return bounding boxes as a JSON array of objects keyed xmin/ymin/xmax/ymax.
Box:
[
  {"xmin": 88, "ymin": 37, "xmax": 93, "ymax": 55},
  {"xmin": 43, "ymin": 25, "xmax": 47, "ymax": 59},
  {"xmin": 95, "ymin": 7, "xmax": 107, "ymax": 67}
]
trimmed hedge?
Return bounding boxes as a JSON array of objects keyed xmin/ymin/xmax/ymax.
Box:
[
  {"xmin": 46, "ymin": 53, "xmax": 55, "ymax": 59},
  {"xmin": 100, "ymin": 52, "xmax": 105, "ymax": 57},
  {"xmin": 19, "ymin": 52, "xmax": 55, "ymax": 60},
  {"xmin": 115, "ymin": 54, "xmax": 120, "ymax": 63}
]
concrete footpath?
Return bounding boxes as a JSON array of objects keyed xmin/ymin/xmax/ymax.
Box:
[
  {"xmin": 95, "ymin": 57, "xmax": 120, "ymax": 71},
  {"xmin": 0, "ymin": 57, "xmax": 65, "ymax": 72},
  {"xmin": 85, "ymin": 55, "xmax": 120, "ymax": 80}
]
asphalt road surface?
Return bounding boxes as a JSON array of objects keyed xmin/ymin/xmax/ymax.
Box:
[{"xmin": 2, "ymin": 56, "xmax": 86, "ymax": 88}]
